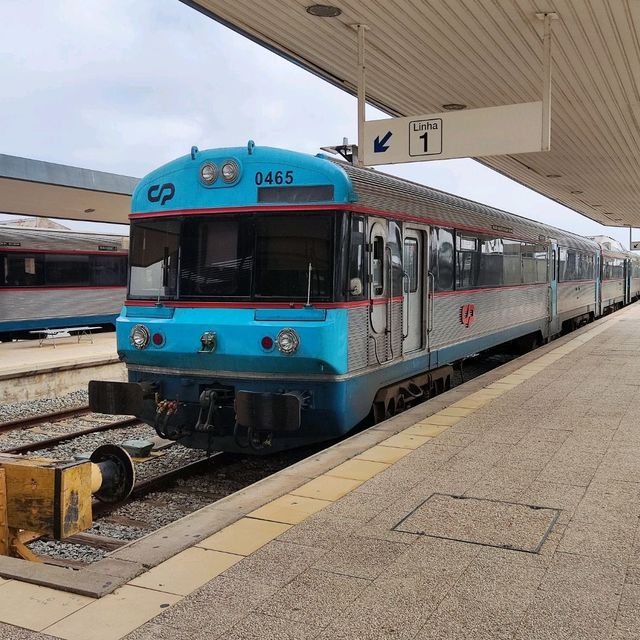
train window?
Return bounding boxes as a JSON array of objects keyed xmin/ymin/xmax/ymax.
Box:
[
  {"xmin": 478, "ymin": 237, "xmax": 504, "ymax": 287},
  {"xmin": 0, "ymin": 252, "xmax": 126, "ymax": 288},
  {"xmin": 456, "ymin": 234, "xmax": 481, "ymax": 289},
  {"xmin": 566, "ymin": 250, "xmax": 579, "ymax": 280},
  {"xmin": 559, "ymin": 248, "xmax": 596, "ymax": 281},
  {"xmin": 254, "ymin": 215, "xmax": 333, "ymax": 299},
  {"xmin": 503, "ymin": 240, "xmax": 521, "ymax": 285},
  {"xmin": 45, "ymin": 254, "xmax": 90, "ymax": 286},
  {"xmin": 521, "ymin": 242, "xmax": 547, "ymax": 284},
  {"xmin": 428, "ymin": 227, "xmax": 453, "ymax": 292},
  {"xmin": 372, "ymin": 235, "xmax": 384, "ymax": 296},
  {"xmin": 129, "ymin": 219, "xmax": 179, "ymax": 299},
  {"xmin": 403, "ymin": 238, "xmax": 418, "ymax": 293},
  {"xmin": 0, "ymin": 253, "xmax": 44, "ymax": 286},
  {"xmin": 536, "ymin": 248, "xmax": 548, "ymax": 283},
  {"xmin": 348, "ymin": 216, "xmax": 365, "ymax": 299},
  {"xmin": 459, "ymin": 236, "xmax": 477, "ymax": 251},
  {"xmin": 581, "ymin": 254, "xmax": 595, "ymax": 280},
  {"xmin": 388, "ymin": 222, "xmax": 404, "ymax": 296},
  {"xmin": 92, "ymin": 255, "xmax": 127, "ymax": 286},
  {"xmin": 603, "ymin": 257, "xmax": 624, "ymax": 280},
  {"xmin": 180, "ymin": 217, "xmax": 253, "ymax": 298},
  {"xmin": 455, "ymin": 234, "xmax": 549, "ymax": 289}
]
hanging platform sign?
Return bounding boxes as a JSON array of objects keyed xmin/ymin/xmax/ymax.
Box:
[{"xmin": 362, "ymin": 101, "xmax": 544, "ymax": 166}]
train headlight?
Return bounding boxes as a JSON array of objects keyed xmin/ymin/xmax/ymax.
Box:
[
  {"xmin": 221, "ymin": 160, "xmax": 239, "ymax": 183},
  {"xmin": 276, "ymin": 328, "xmax": 299, "ymax": 355},
  {"xmin": 200, "ymin": 162, "xmax": 218, "ymax": 185},
  {"xmin": 130, "ymin": 324, "xmax": 150, "ymax": 349}
]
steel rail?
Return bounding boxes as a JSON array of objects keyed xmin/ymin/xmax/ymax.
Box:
[
  {"xmin": 91, "ymin": 452, "xmax": 231, "ymax": 519},
  {"xmin": 1, "ymin": 417, "xmax": 142, "ymax": 454},
  {"xmin": 0, "ymin": 405, "xmax": 92, "ymax": 433}
]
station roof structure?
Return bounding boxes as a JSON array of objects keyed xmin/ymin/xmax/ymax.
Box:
[
  {"xmin": 0, "ymin": 154, "xmax": 138, "ymax": 225},
  {"xmin": 183, "ymin": 0, "xmax": 640, "ymax": 228}
]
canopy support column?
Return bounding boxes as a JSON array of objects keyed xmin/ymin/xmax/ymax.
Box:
[
  {"xmin": 537, "ymin": 12, "xmax": 558, "ymax": 152},
  {"xmin": 355, "ymin": 23, "xmax": 368, "ymax": 167}
]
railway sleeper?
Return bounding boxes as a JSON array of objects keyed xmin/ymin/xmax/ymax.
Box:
[{"xmin": 372, "ymin": 365, "xmax": 453, "ymax": 423}]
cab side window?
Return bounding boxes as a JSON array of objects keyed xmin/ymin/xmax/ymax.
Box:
[
  {"xmin": 372, "ymin": 235, "xmax": 384, "ymax": 296},
  {"xmin": 348, "ymin": 216, "xmax": 365, "ymax": 299}
]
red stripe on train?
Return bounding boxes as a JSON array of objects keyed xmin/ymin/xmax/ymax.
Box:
[{"xmin": 124, "ymin": 297, "xmax": 405, "ymax": 309}]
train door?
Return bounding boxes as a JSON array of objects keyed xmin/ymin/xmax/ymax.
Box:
[
  {"xmin": 625, "ymin": 258, "xmax": 631, "ymax": 305},
  {"xmin": 595, "ymin": 250, "xmax": 602, "ymax": 317},
  {"xmin": 548, "ymin": 240, "xmax": 560, "ymax": 336},
  {"xmin": 403, "ymin": 227, "xmax": 428, "ymax": 353},
  {"xmin": 369, "ymin": 219, "xmax": 388, "ymax": 351}
]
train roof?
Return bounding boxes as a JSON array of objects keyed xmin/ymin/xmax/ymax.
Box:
[
  {"xmin": 133, "ymin": 143, "xmax": 600, "ymax": 253},
  {"xmin": 331, "ymin": 157, "xmax": 599, "ymax": 252}
]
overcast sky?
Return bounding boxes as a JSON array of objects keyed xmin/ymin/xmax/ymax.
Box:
[{"xmin": 0, "ymin": 0, "xmax": 633, "ymax": 246}]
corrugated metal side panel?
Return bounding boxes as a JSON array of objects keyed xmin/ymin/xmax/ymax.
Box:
[
  {"xmin": 601, "ymin": 279, "xmax": 625, "ymax": 303},
  {"xmin": 347, "ymin": 306, "xmax": 368, "ymax": 371},
  {"xmin": 337, "ymin": 161, "xmax": 597, "ymax": 252},
  {"xmin": 557, "ymin": 281, "xmax": 596, "ymax": 316},
  {"xmin": 367, "ymin": 330, "xmax": 389, "ymax": 366},
  {"xmin": 430, "ymin": 286, "xmax": 547, "ymax": 350},
  {"xmin": 0, "ymin": 289, "xmax": 125, "ymax": 322},
  {"xmin": 390, "ymin": 300, "xmax": 403, "ymax": 358}
]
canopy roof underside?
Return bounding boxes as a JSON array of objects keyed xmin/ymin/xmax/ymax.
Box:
[
  {"xmin": 185, "ymin": 0, "xmax": 640, "ymax": 227},
  {"xmin": 0, "ymin": 154, "xmax": 137, "ymax": 225}
]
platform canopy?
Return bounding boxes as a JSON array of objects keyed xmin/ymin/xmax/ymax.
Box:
[
  {"xmin": 0, "ymin": 154, "xmax": 138, "ymax": 225},
  {"xmin": 183, "ymin": 0, "xmax": 640, "ymax": 228}
]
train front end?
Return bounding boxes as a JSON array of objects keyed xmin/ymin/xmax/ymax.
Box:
[{"xmin": 90, "ymin": 143, "xmax": 362, "ymax": 453}]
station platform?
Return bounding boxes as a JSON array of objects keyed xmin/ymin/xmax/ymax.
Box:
[
  {"xmin": 0, "ymin": 333, "xmax": 124, "ymax": 403},
  {"xmin": 1, "ymin": 305, "xmax": 640, "ymax": 639}
]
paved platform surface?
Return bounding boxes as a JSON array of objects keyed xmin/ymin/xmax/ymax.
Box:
[
  {"xmin": 1, "ymin": 306, "xmax": 640, "ymax": 639},
  {"xmin": 0, "ymin": 333, "xmax": 123, "ymax": 402},
  {"xmin": 0, "ymin": 333, "xmax": 118, "ymax": 378}
]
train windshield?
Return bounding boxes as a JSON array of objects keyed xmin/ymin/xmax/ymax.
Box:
[
  {"xmin": 128, "ymin": 213, "xmax": 335, "ymax": 301},
  {"xmin": 129, "ymin": 219, "xmax": 180, "ymax": 299}
]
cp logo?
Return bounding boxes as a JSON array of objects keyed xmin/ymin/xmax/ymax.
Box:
[
  {"xmin": 460, "ymin": 303, "xmax": 476, "ymax": 328},
  {"xmin": 147, "ymin": 182, "xmax": 175, "ymax": 206}
]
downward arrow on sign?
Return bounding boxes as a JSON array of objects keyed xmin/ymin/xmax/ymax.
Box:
[{"xmin": 374, "ymin": 131, "xmax": 392, "ymax": 153}]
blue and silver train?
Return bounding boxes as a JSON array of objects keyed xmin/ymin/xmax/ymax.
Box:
[
  {"xmin": 89, "ymin": 143, "xmax": 640, "ymax": 453},
  {"xmin": 0, "ymin": 226, "xmax": 128, "ymax": 341}
]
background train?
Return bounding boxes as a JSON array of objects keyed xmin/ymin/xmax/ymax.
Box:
[
  {"xmin": 89, "ymin": 143, "xmax": 640, "ymax": 453},
  {"xmin": 0, "ymin": 225, "xmax": 128, "ymax": 341}
]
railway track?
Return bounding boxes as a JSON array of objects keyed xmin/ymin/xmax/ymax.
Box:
[
  {"xmin": 23, "ymin": 346, "xmax": 525, "ymax": 566},
  {"xmin": 35, "ymin": 451, "xmax": 243, "ymax": 565},
  {"xmin": 0, "ymin": 405, "xmax": 92, "ymax": 433},
  {"xmin": 40, "ymin": 452, "xmax": 229, "ymax": 562},
  {"xmin": 1, "ymin": 416, "xmax": 141, "ymax": 454},
  {"xmin": 93, "ymin": 451, "xmax": 229, "ymax": 517}
]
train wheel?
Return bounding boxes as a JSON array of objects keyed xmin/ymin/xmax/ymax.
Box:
[
  {"xmin": 385, "ymin": 398, "xmax": 396, "ymax": 419},
  {"xmin": 372, "ymin": 402, "xmax": 386, "ymax": 424}
]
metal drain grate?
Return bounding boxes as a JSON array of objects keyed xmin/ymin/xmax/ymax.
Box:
[{"xmin": 393, "ymin": 494, "xmax": 560, "ymax": 553}]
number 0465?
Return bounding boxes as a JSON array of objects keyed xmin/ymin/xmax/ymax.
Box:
[{"xmin": 255, "ymin": 170, "xmax": 294, "ymax": 185}]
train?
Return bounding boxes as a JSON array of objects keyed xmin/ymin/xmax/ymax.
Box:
[
  {"xmin": 0, "ymin": 226, "xmax": 128, "ymax": 341},
  {"xmin": 89, "ymin": 142, "xmax": 640, "ymax": 454}
]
